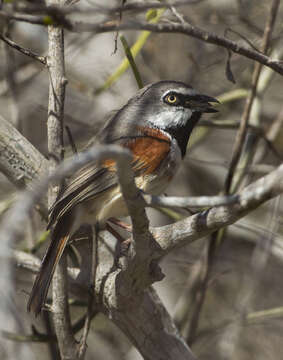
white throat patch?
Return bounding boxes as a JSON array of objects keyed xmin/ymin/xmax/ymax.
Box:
[{"xmin": 149, "ymin": 107, "xmax": 193, "ymax": 129}]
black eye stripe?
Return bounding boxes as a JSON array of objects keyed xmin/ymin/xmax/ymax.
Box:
[
  {"xmin": 163, "ymin": 92, "xmax": 188, "ymax": 106},
  {"xmin": 163, "ymin": 92, "xmax": 210, "ymax": 108}
]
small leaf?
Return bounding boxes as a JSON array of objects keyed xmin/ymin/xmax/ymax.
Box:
[
  {"xmin": 225, "ymin": 50, "xmax": 236, "ymax": 84},
  {"xmin": 120, "ymin": 35, "xmax": 144, "ymax": 89}
]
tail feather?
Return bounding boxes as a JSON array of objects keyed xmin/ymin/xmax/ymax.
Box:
[{"xmin": 27, "ymin": 217, "xmax": 71, "ymax": 316}]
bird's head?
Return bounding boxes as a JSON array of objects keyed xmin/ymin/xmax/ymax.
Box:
[
  {"xmin": 133, "ymin": 80, "xmax": 219, "ymax": 130},
  {"xmin": 102, "ymin": 80, "xmax": 219, "ymax": 157}
]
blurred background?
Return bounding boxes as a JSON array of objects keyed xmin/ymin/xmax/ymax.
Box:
[{"xmin": 0, "ymin": 0, "xmax": 283, "ymax": 359}]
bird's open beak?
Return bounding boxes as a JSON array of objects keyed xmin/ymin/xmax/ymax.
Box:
[{"xmin": 185, "ymin": 94, "xmax": 220, "ymax": 113}]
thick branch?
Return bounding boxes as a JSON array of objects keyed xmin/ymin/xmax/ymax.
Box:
[
  {"xmin": 0, "ymin": 115, "xmax": 48, "ymax": 188},
  {"xmin": 152, "ymin": 163, "xmax": 283, "ymax": 256},
  {"xmin": 45, "ymin": 0, "xmax": 75, "ymax": 356},
  {"xmin": 111, "ymin": 287, "xmax": 196, "ymax": 360}
]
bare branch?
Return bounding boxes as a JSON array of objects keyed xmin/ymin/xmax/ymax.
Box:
[
  {"xmin": 1, "ymin": 12, "xmax": 283, "ymax": 76},
  {"xmin": 0, "ymin": 34, "xmax": 47, "ymax": 65},
  {"xmin": 11, "ymin": 0, "xmax": 203, "ymax": 17},
  {"xmin": 0, "ymin": 12, "xmax": 43, "ymax": 25},
  {"xmin": 0, "ymin": 115, "xmax": 48, "ymax": 189},
  {"xmin": 2, "ymin": 24, "xmax": 21, "ymax": 130},
  {"xmin": 152, "ymin": 162, "xmax": 283, "ymax": 257},
  {"xmin": 143, "ymin": 193, "xmax": 239, "ymax": 208},
  {"xmin": 45, "ymin": 0, "xmax": 76, "ymax": 355},
  {"xmin": 111, "ymin": 287, "xmax": 196, "ymax": 360}
]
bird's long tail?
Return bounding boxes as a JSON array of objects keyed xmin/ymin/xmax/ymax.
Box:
[{"xmin": 27, "ymin": 216, "xmax": 71, "ymax": 316}]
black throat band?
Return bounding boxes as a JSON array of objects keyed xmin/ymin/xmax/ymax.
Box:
[{"xmin": 166, "ymin": 112, "xmax": 202, "ymax": 158}]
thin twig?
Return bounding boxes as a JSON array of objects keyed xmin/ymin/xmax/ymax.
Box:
[
  {"xmin": 225, "ymin": 28, "xmax": 260, "ymax": 53},
  {"xmin": 2, "ymin": 24, "xmax": 21, "ymax": 130},
  {"xmin": 0, "ymin": 11, "xmax": 47, "ymax": 25},
  {"xmin": 65, "ymin": 125, "xmax": 78, "ymax": 154},
  {"xmin": 0, "ymin": 34, "xmax": 47, "ymax": 65},
  {"xmin": 169, "ymin": 3, "xmax": 186, "ymax": 24},
  {"xmin": 143, "ymin": 193, "xmax": 239, "ymax": 208}
]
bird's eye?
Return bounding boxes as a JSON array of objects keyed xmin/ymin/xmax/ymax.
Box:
[{"xmin": 164, "ymin": 94, "xmax": 178, "ymax": 105}]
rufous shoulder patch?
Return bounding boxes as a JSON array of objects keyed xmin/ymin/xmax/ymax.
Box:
[
  {"xmin": 102, "ymin": 127, "xmax": 171, "ymax": 175},
  {"xmin": 126, "ymin": 127, "xmax": 171, "ymax": 174}
]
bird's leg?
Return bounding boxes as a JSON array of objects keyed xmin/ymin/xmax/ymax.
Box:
[
  {"xmin": 106, "ymin": 222, "xmax": 125, "ymax": 243},
  {"xmin": 108, "ymin": 218, "xmax": 132, "ymax": 232}
]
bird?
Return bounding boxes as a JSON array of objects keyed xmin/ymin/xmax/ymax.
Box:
[{"xmin": 27, "ymin": 80, "xmax": 218, "ymax": 316}]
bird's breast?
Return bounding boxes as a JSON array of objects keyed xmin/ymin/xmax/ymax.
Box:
[
  {"xmin": 78, "ymin": 138, "xmax": 182, "ymax": 225},
  {"xmin": 136, "ymin": 137, "xmax": 182, "ymax": 194}
]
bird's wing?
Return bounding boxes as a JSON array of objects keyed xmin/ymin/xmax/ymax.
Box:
[
  {"xmin": 47, "ymin": 165, "xmax": 116, "ymax": 228},
  {"xmin": 48, "ymin": 127, "xmax": 171, "ymax": 228}
]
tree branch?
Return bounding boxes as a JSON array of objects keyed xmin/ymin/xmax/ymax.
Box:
[
  {"xmin": 0, "ymin": 115, "xmax": 48, "ymax": 189},
  {"xmin": 45, "ymin": 0, "xmax": 76, "ymax": 356},
  {"xmin": 110, "ymin": 287, "xmax": 196, "ymax": 360},
  {"xmin": 7, "ymin": 0, "xmax": 203, "ymax": 17},
  {"xmin": 152, "ymin": 162, "xmax": 283, "ymax": 257},
  {"xmin": 1, "ymin": 12, "xmax": 283, "ymax": 76},
  {"xmin": 80, "ymin": 20, "xmax": 283, "ymax": 76},
  {"xmin": 0, "ymin": 34, "xmax": 47, "ymax": 65}
]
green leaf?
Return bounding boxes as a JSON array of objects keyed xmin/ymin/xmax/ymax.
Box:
[{"xmin": 120, "ymin": 35, "xmax": 144, "ymax": 89}]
